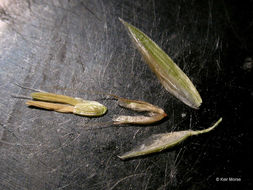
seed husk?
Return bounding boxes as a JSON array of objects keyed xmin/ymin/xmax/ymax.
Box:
[
  {"xmin": 119, "ymin": 18, "xmax": 202, "ymax": 109},
  {"xmin": 27, "ymin": 92, "xmax": 107, "ymax": 117},
  {"xmin": 111, "ymin": 95, "xmax": 167, "ymax": 125},
  {"xmin": 118, "ymin": 118, "xmax": 222, "ymax": 160}
]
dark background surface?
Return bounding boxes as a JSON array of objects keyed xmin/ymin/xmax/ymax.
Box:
[{"xmin": 0, "ymin": 0, "xmax": 252, "ymax": 189}]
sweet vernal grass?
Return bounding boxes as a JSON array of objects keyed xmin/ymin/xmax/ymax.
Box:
[
  {"xmin": 118, "ymin": 118, "xmax": 222, "ymax": 160},
  {"xmin": 18, "ymin": 86, "xmax": 220, "ymax": 161},
  {"xmin": 23, "ymin": 89, "xmax": 166, "ymax": 121},
  {"xmin": 119, "ymin": 18, "xmax": 202, "ymax": 109},
  {"xmin": 110, "ymin": 94, "xmax": 167, "ymax": 125},
  {"xmin": 26, "ymin": 92, "xmax": 107, "ymax": 117}
]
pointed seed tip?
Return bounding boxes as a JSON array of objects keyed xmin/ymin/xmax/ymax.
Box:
[
  {"xmin": 118, "ymin": 18, "xmax": 128, "ymax": 27},
  {"xmin": 117, "ymin": 155, "xmax": 124, "ymax": 160},
  {"xmin": 118, "ymin": 17, "xmax": 123, "ymax": 22}
]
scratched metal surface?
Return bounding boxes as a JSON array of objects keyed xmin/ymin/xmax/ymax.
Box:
[{"xmin": 0, "ymin": 0, "xmax": 252, "ymax": 189}]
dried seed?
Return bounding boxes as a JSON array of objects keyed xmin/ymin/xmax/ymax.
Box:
[
  {"xmin": 113, "ymin": 114, "xmax": 166, "ymax": 125},
  {"xmin": 27, "ymin": 92, "xmax": 107, "ymax": 117},
  {"xmin": 119, "ymin": 18, "xmax": 202, "ymax": 109},
  {"xmin": 116, "ymin": 96, "xmax": 165, "ymax": 114},
  {"xmin": 111, "ymin": 95, "xmax": 167, "ymax": 125},
  {"xmin": 118, "ymin": 118, "xmax": 222, "ymax": 160},
  {"xmin": 73, "ymin": 101, "xmax": 108, "ymax": 116}
]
